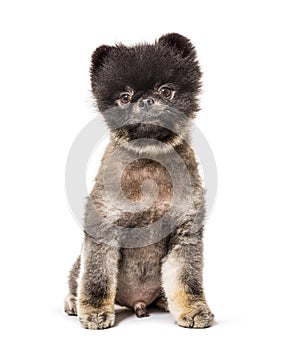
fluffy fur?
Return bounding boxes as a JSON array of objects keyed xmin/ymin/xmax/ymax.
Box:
[{"xmin": 65, "ymin": 33, "xmax": 214, "ymax": 329}]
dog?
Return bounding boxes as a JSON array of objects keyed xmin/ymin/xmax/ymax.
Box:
[{"xmin": 64, "ymin": 33, "xmax": 214, "ymax": 329}]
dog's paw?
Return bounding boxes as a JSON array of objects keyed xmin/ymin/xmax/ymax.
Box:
[
  {"xmin": 64, "ymin": 294, "xmax": 77, "ymax": 316},
  {"xmin": 79, "ymin": 307, "xmax": 115, "ymax": 330},
  {"xmin": 134, "ymin": 302, "xmax": 149, "ymax": 318},
  {"xmin": 177, "ymin": 304, "xmax": 214, "ymax": 328},
  {"xmin": 153, "ymin": 295, "xmax": 169, "ymax": 312}
]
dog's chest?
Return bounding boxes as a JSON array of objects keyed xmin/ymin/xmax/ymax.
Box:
[
  {"xmin": 112, "ymin": 158, "xmax": 173, "ymax": 226},
  {"xmin": 120, "ymin": 158, "xmax": 173, "ymax": 201}
]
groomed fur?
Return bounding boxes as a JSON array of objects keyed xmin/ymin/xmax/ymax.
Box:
[{"xmin": 65, "ymin": 33, "xmax": 214, "ymax": 329}]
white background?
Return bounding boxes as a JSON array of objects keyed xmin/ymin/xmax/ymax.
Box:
[{"xmin": 1, "ymin": 0, "xmax": 284, "ymax": 349}]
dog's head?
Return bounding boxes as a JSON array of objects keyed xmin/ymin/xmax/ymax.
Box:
[{"xmin": 90, "ymin": 33, "xmax": 202, "ymax": 150}]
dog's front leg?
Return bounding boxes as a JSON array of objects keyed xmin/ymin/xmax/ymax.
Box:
[
  {"xmin": 162, "ymin": 229, "xmax": 214, "ymax": 328},
  {"xmin": 77, "ymin": 234, "xmax": 119, "ymax": 330}
]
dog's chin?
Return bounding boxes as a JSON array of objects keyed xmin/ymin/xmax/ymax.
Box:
[
  {"xmin": 126, "ymin": 124, "xmax": 174, "ymax": 141},
  {"xmin": 113, "ymin": 124, "xmax": 183, "ymax": 155}
]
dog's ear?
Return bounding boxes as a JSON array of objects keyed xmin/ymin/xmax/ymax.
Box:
[
  {"xmin": 90, "ymin": 45, "xmax": 116, "ymax": 75},
  {"xmin": 158, "ymin": 33, "xmax": 195, "ymax": 59}
]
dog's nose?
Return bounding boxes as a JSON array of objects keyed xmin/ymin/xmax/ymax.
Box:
[{"xmin": 139, "ymin": 98, "xmax": 155, "ymax": 109}]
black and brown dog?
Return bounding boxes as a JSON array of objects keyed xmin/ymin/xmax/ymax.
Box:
[{"xmin": 65, "ymin": 33, "xmax": 214, "ymax": 330}]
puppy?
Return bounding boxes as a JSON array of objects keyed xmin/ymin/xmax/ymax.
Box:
[{"xmin": 64, "ymin": 33, "xmax": 214, "ymax": 329}]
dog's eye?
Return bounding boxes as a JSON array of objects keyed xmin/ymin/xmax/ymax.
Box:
[
  {"xmin": 159, "ymin": 86, "xmax": 172, "ymax": 98},
  {"xmin": 119, "ymin": 93, "xmax": 131, "ymax": 104}
]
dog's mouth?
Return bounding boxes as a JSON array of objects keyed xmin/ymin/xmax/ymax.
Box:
[
  {"xmin": 107, "ymin": 106, "xmax": 189, "ymax": 151},
  {"xmin": 116, "ymin": 123, "xmax": 176, "ymax": 143}
]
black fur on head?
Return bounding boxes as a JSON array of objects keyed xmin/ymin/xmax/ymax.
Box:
[{"xmin": 90, "ymin": 33, "xmax": 202, "ymax": 148}]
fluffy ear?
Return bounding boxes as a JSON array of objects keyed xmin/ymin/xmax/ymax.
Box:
[
  {"xmin": 90, "ymin": 45, "xmax": 116, "ymax": 73},
  {"xmin": 158, "ymin": 33, "xmax": 195, "ymax": 58}
]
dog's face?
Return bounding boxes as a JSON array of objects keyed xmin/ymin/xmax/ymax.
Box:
[{"xmin": 90, "ymin": 33, "xmax": 202, "ymax": 149}]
